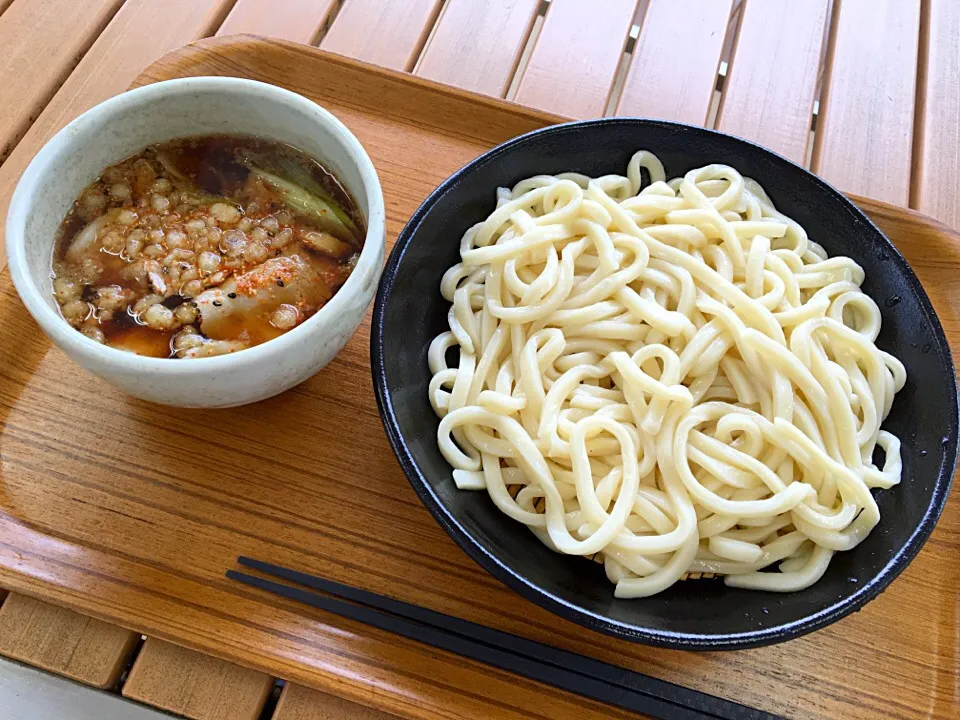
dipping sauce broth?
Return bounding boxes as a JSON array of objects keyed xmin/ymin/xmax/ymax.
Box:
[{"xmin": 51, "ymin": 135, "xmax": 366, "ymax": 358}]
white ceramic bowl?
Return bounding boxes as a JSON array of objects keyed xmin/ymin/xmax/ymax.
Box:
[{"xmin": 6, "ymin": 77, "xmax": 385, "ymax": 408}]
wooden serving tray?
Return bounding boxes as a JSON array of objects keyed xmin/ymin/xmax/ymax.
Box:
[{"xmin": 0, "ymin": 35, "xmax": 957, "ymax": 720}]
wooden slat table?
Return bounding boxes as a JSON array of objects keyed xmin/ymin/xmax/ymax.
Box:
[
  {"xmin": 0, "ymin": 0, "xmax": 124, "ymax": 162},
  {"xmin": 513, "ymin": 0, "xmax": 637, "ymax": 117},
  {"xmin": 811, "ymin": 0, "xmax": 922, "ymax": 205},
  {"xmin": 913, "ymin": 0, "xmax": 960, "ymax": 225},
  {"xmin": 716, "ymin": 0, "xmax": 830, "ymax": 165},
  {"xmin": 321, "ymin": 0, "xmax": 444, "ymax": 71},
  {"xmin": 218, "ymin": 0, "xmax": 337, "ymax": 45},
  {"xmin": 416, "ymin": 0, "xmax": 541, "ymax": 96},
  {"xmin": 0, "ymin": 2, "xmax": 958, "ymax": 719},
  {"xmin": 0, "ymin": 594, "xmax": 137, "ymax": 689},
  {"xmin": 122, "ymin": 639, "xmax": 275, "ymax": 720},
  {"xmin": 617, "ymin": 0, "xmax": 733, "ymax": 126}
]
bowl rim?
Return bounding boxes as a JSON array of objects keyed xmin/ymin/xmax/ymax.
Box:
[
  {"xmin": 371, "ymin": 116, "xmax": 959, "ymax": 649},
  {"xmin": 6, "ymin": 76, "xmax": 385, "ymax": 376}
]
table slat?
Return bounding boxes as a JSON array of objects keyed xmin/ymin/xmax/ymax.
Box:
[
  {"xmin": 0, "ymin": 0, "xmax": 235, "ymax": 271},
  {"xmin": 912, "ymin": 0, "xmax": 960, "ymax": 230},
  {"xmin": 0, "ymin": 0, "xmax": 124, "ymax": 164},
  {"xmin": 716, "ymin": 0, "xmax": 829, "ymax": 165},
  {"xmin": 616, "ymin": 0, "xmax": 732, "ymax": 126},
  {"xmin": 320, "ymin": 0, "xmax": 444, "ymax": 71},
  {"xmin": 123, "ymin": 638, "xmax": 274, "ymax": 720},
  {"xmin": 0, "ymin": 594, "xmax": 137, "ymax": 689},
  {"xmin": 272, "ymin": 683, "xmax": 399, "ymax": 720},
  {"xmin": 514, "ymin": 0, "xmax": 637, "ymax": 118},
  {"xmin": 217, "ymin": 0, "xmax": 338, "ymax": 44},
  {"xmin": 416, "ymin": 0, "xmax": 540, "ymax": 96},
  {"xmin": 812, "ymin": 0, "xmax": 922, "ymax": 204}
]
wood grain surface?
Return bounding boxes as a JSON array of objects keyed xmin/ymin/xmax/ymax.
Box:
[
  {"xmin": 320, "ymin": 0, "xmax": 444, "ymax": 71},
  {"xmin": 912, "ymin": 0, "xmax": 960, "ymax": 230},
  {"xmin": 514, "ymin": 0, "xmax": 638, "ymax": 118},
  {"xmin": 0, "ymin": 593, "xmax": 137, "ymax": 688},
  {"xmin": 0, "ymin": 35, "xmax": 956, "ymax": 720},
  {"xmin": 415, "ymin": 0, "xmax": 540, "ymax": 97},
  {"xmin": 123, "ymin": 638, "xmax": 274, "ymax": 720},
  {"xmin": 616, "ymin": 0, "xmax": 733, "ymax": 126},
  {"xmin": 217, "ymin": 0, "xmax": 338, "ymax": 45},
  {"xmin": 716, "ymin": 0, "xmax": 830, "ymax": 165},
  {"xmin": 812, "ymin": 0, "xmax": 922, "ymax": 204},
  {"xmin": 273, "ymin": 683, "xmax": 400, "ymax": 720},
  {"xmin": 0, "ymin": 0, "xmax": 125, "ymax": 164}
]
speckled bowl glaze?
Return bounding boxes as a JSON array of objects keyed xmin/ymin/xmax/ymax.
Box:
[{"xmin": 7, "ymin": 77, "xmax": 385, "ymax": 408}]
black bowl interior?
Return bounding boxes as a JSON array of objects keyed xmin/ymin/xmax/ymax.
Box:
[{"xmin": 371, "ymin": 119, "xmax": 958, "ymax": 649}]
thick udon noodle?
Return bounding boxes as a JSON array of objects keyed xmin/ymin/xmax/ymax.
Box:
[{"xmin": 428, "ymin": 151, "xmax": 906, "ymax": 597}]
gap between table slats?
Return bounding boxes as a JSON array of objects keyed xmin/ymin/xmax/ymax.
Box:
[
  {"xmin": 217, "ymin": 0, "xmax": 339, "ymax": 45},
  {"xmin": 320, "ymin": 0, "xmax": 446, "ymax": 72},
  {"xmin": 0, "ymin": 0, "xmax": 126, "ymax": 165},
  {"xmin": 911, "ymin": 0, "xmax": 960, "ymax": 231},
  {"xmin": 414, "ymin": 0, "xmax": 542, "ymax": 97},
  {"xmin": 615, "ymin": 0, "xmax": 733, "ymax": 126},
  {"xmin": 0, "ymin": 0, "xmax": 950, "ymax": 276},
  {"xmin": 0, "ymin": 0, "xmax": 239, "ymax": 271},
  {"xmin": 812, "ymin": 0, "xmax": 922, "ymax": 205},
  {"xmin": 0, "ymin": 593, "xmax": 138, "ymax": 689},
  {"xmin": 123, "ymin": 638, "xmax": 275, "ymax": 720},
  {"xmin": 513, "ymin": 0, "xmax": 639, "ymax": 118},
  {"xmin": 716, "ymin": 0, "xmax": 830, "ymax": 166}
]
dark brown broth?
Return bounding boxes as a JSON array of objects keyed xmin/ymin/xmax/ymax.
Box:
[{"xmin": 52, "ymin": 134, "xmax": 366, "ymax": 359}]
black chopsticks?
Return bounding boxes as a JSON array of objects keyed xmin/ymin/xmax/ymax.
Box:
[{"xmin": 228, "ymin": 557, "xmax": 781, "ymax": 720}]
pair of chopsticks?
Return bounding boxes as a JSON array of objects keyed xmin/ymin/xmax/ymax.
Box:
[{"xmin": 228, "ymin": 558, "xmax": 780, "ymax": 719}]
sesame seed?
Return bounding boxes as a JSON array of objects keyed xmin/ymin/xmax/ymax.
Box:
[
  {"xmin": 212, "ymin": 300, "xmax": 222, "ymax": 307},
  {"xmin": 277, "ymin": 280, "xmax": 285, "ymax": 287}
]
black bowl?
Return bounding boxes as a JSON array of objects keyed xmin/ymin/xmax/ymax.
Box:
[{"xmin": 370, "ymin": 118, "xmax": 958, "ymax": 649}]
